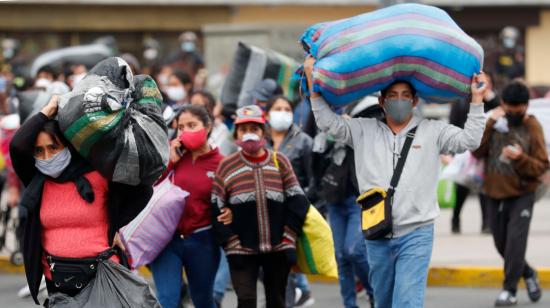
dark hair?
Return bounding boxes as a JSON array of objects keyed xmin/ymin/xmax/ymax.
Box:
[
  {"xmin": 39, "ymin": 120, "xmax": 69, "ymax": 147},
  {"xmin": 233, "ymin": 122, "xmax": 266, "ymax": 140},
  {"xmin": 175, "ymin": 104, "xmax": 213, "ymax": 133},
  {"xmin": 190, "ymin": 90, "xmax": 216, "ymax": 118},
  {"xmin": 380, "ymin": 80, "xmax": 417, "ymax": 98},
  {"xmin": 266, "ymin": 95, "xmax": 294, "ymax": 113},
  {"xmin": 172, "ymin": 70, "xmax": 192, "ymax": 86},
  {"xmin": 151, "ymin": 63, "xmax": 170, "ymax": 83},
  {"xmin": 37, "ymin": 66, "xmax": 57, "ymax": 79},
  {"xmin": 501, "ymin": 81, "xmax": 530, "ymax": 106}
]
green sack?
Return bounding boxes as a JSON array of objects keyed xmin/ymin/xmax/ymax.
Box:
[{"xmin": 437, "ymin": 178, "xmax": 456, "ymax": 208}]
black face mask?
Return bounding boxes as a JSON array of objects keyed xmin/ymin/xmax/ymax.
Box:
[{"xmin": 506, "ymin": 112, "xmax": 525, "ymax": 127}]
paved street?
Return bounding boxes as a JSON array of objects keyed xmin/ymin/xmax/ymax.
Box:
[
  {"xmin": 1, "ymin": 196, "xmax": 549, "ymax": 307},
  {"xmin": 0, "ymin": 273, "xmax": 549, "ymax": 308},
  {"xmin": 433, "ymin": 196, "xmax": 550, "ymax": 267}
]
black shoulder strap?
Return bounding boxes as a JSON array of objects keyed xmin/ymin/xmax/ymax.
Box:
[{"xmin": 388, "ymin": 126, "xmax": 418, "ymax": 194}]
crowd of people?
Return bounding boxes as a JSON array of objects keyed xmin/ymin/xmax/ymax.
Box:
[{"xmin": 0, "ymin": 26, "xmax": 548, "ymax": 308}]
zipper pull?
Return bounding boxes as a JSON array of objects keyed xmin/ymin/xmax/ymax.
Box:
[{"xmin": 47, "ymin": 255, "xmax": 55, "ymax": 271}]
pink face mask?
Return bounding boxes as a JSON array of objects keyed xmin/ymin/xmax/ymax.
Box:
[
  {"xmin": 179, "ymin": 128, "xmax": 207, "ymax": 151},
  {"xmin": 236, "ymin": 133, "xmax": 266, "ymax": 155}
]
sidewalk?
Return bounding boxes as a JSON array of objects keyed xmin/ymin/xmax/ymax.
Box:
[
  {"xmin": 433, "ymin": 196, "xmax": 550, "ymax": 267},
  {"xmin": 429, "ymin": 195, "xmax": 550, "ymax": 288},
  {"xmin": 2, "ymin": 196, "xmax": 549, "ymax": 288}
]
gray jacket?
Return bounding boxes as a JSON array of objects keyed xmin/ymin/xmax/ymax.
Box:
[
  {"xmin": 311, "ymin": 97, "xmax": 485, "ymax": 237},
  {"xmin": 267, "ymin": 124, "xmax": 314, "ymax": 192}
]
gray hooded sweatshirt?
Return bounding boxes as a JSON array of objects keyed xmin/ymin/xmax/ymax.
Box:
[{"xmin": 311, "ymin": 97, "xmax": 486, "ymax": 237}]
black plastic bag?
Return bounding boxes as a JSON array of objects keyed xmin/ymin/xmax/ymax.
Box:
[
  {"xmin": 58, "ymin": 57, "xmax": 169, "ymax": 186},
  {"xmin": 48, "ymin": 260, "xmax": 160, "ymax": 308}
]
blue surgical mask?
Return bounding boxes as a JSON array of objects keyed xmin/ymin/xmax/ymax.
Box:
[
  {"xmin": 181, "ymin": 42, "xmax": 196, "ymax": 52},
  {"xmin": 35, "ymin": 148, "xmax": 72, "ymax": 178},
  {"xmin": 503, "ymin": 38, "xmax": 516, "ymax": 49}
]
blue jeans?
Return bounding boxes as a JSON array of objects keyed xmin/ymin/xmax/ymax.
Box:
[
  {"xmin": 294, "ymin": 273, "xmax": 310, "ymax": 292},
  {"xmin": 214, "ymin": 249, "xmax": 231, "ymax": 303},
  {"xmin": 285, "ymin": 273, "xmax": 311, "ymax": 307},
  {"xmin": 328, "ymin": 196, "xmax": 372, "ymax": 308},
  {"xmin": 150, "ymin": 229, "xmax": 220, "ymax": 308},
  {"xmin": 366, "ymin": 224, "xmax": 434, "ymax": 308}
]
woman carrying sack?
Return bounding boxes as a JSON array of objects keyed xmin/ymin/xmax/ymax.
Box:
[
  {"xmin": 211, "ymin": 105, "xmax": 309, "ymax": 308},
  {"xmin": 150, "ymin": 104, "xmax": 225, "ymax": 308},
  {"xmin": 9, "ymin": 96, "xmax": 153, "ymax": 306}
]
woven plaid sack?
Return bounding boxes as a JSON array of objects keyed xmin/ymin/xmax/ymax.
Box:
[{"xmin": 297, "ymin": 3, "xmax": 484, "ymax": 106}]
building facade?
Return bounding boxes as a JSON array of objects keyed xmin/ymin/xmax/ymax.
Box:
[{"xmin": 1, "ymin": 0, "xmax": 549, "ymax": 86}]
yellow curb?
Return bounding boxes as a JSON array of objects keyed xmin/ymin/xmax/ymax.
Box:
[
  {"xmin": 0, "ymin": 255, "xmax": 24, "ymax": 274},
  {"xmin": 428, "ymin": 266, "xmax": 550, "ymax": 289},
  {"xmin": 139, "ymin": 266, "xmax": 550, "ymax": 289},
  {"xmin": 3, "ymin": 256, "xmax": 549, "ymax": 289}
]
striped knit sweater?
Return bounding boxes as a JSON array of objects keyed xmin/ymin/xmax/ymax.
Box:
[{"xmin": 211, "ymin": 150, "xmax": 309, "ymax": 255}]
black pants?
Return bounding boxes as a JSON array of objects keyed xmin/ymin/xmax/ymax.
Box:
[
  {"xmin": 451, "ymin": 184, "xmax": 490, "ymax": 229},
  {"xmin": 486, "ymin": 193, "xmax": 536, "ymax": 293},
  {"xmin": 228, "ymin": 252, "xmax": 290, "ymax": 308}
]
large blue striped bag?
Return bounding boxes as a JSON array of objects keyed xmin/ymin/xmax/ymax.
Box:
[{"xmin": 299, "ymin": 3, "xmax": 484, "ymax": 106}]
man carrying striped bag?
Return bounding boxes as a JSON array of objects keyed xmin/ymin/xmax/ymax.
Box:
[{"xmin": 304, "ymin": 56, "xmax": 488, "ymax": 308}]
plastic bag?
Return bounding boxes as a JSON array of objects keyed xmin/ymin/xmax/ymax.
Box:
[
  {"xmin": 58, "ymin": 57, "xmax": 169, "ymax": 186},
  {"xmin": 221, "ymin": 42, "xmax": 300, "ymax": 114},
  {"xmin": 298, "ymin": 3, "xmax": 483, "ymax": 106},
  {"xmin": 19, "ymin": 82, "xmax": 70, "ymax": 123},
  {"xmin": 120, "ymin": 173, "xmax": 189, "ymax": 268},
  {"xmin": 48, "ymin": 260, "xmax": 160, "ymax": 308},
  {"xmin": 441, "ymin": 152, "xmax": 484, "ymax": 192},
  {"xmin": 293, "ymin": 205, "xmax": 338, "ymax": 279},
  {"xmin": 437, "ymin": 178, "xmax": 456, "ymax": 208},
  {"xmin": 16, "ymin": 90, "xmax": 40, "ymax": 123}
]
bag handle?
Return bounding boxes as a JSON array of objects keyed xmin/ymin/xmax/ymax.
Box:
[
  {"xmin": 388, "ymin": 126, "xmax": 418, "ymax": 195},
  {"xmin": 169, "ymin": 170, "xmax": 175, "ymax": 183},
  {"xmin": 273, "ymin": 151, "xmax": 280, "ymax": 170}
]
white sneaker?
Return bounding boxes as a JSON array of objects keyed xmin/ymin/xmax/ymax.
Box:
[
  {"xmin": 294, "ymin": 290, "xmax": 315, "ymax": 307},
  {"xmin": 17, "ymin": 276, "xmax": 46, "ymax": 298},
  {"xmin": 17, "ymin": 285, "xmax": 31, "ymax": 298},
  {"xmin": 293, "ymin": 287, "xmax": 302, "ymax": 305},
  {"xmin": 39, "ymin": 277, "xmax": 47, "ymax": 292},
  {"xmin": 495, "ymin": 290, "xmax": 518, "ymax": 306}
]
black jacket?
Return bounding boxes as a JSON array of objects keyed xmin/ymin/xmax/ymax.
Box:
[
  {"xmin": 10, "ymin": 113, "xmax": 153, "ymax": 305},
  {"xmin": 449, "ymin": 95, "xmax": 500, "ymax": 129},
  {"xmin": 267, "ymin": 125, "xmax": 315, "ymax": 195}
]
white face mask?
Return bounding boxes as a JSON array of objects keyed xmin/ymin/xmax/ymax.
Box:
[
  {"xmin": 143, "ymin": 48, "xmax": 158, "ymax": 61},
  {"xmin": 35, "ymin": 148, "xmax": 72, "ymax": 178},
  {"xmin": 242, "ymin": 133, "xmax": 261, "ymax": 142},
  {"xmin": 71, "ymin": 73, "xmax": 86, "ymax": 88},
  {"xmin": 35, "ymin": 78, "xmax": 52, "ymax": 89},
  {"xmin": 269, "ymin": 111, "xmax": 293, "ymax": 132},
  {"xmin": 158, "ymin": 74, "xmax": 170, "ymax": 87},
  {"xmin": 166, "ymin": 86, "xmax": 186, "ymax": 102}
]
